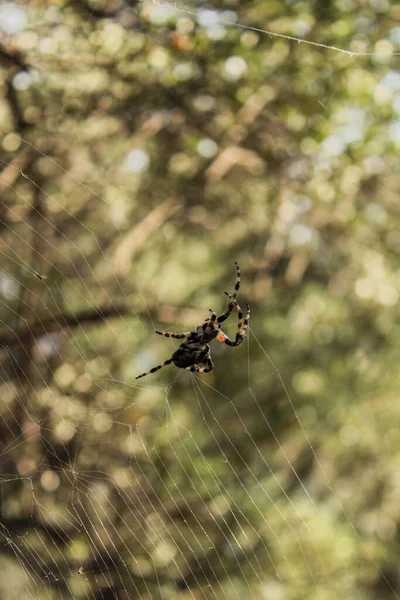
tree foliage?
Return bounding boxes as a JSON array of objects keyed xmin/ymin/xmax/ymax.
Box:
[{"xmin": 0, "ymin": 0, "xmax": 399, "ymax": 598}]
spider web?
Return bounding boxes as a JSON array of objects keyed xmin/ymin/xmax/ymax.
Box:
[{"xmin": 1, "ymin": 1, "xmax": 399, "ymax": 599}]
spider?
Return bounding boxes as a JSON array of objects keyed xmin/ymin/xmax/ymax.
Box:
[{"xmin": 135, "ymin": 262, "xmax": 250, "ymax": 379}]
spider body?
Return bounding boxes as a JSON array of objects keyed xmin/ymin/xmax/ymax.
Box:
[
  {"xmin": 135, "ymin": 262, "xmax": 250, "ymax": 379},
  {"xmin": 172, "ymin": 342, "xmax": 210, "ymax": 369}
]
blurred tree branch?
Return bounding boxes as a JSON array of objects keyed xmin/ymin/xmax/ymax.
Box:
[
  {"xmin": 0, "ymin": 147, "xmax": 37, "ymax": 197},
  {"xmin": 0, "ymin": 305, "xmax": 131, "ymax": 349}
]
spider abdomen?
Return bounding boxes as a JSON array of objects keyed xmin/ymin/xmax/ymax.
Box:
[{"xmin": 172, "ymin": 343, "xmax": 210, "ymax": 369}]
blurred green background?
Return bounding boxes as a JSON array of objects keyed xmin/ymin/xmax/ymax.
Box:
[{"xmin": 1, "ymin": 0, "xmax": 400, "ymax": 598}]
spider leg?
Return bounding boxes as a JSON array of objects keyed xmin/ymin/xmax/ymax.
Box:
[
  {"xmin": 186, "ymin": 356, "xmax": 214, "ymax": 373},
  {"xmin": 155, "ymin": 330, "xmax": 193, "ymax": 339},
  {"xmin": 207, "ymin": 309, "xmax": 217, "ymax": 323},
  {"xmin": 135, "ymin": 358, "xmax": 173, "ymax": 379},
  {"xmin": 213, "ymin": 262, "xmax": 241, "ymax": 324},
  {"xmin": 216, "ymin": 298, "xmax": 250, "ymax": 347},
  {"xmin": 232, "ymin": 261, "xmax": 241, "ymax": 300},
  {"xmin": 213, "ymin": 293, "xmax": 235, "ymax": 324}
]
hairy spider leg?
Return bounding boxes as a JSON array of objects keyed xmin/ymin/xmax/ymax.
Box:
[
  {"xmin": 205, "ymin": 262, "xmax": 242, "ymax": 324},
  {"xmin": 186, "ymin": 356, "xmax": 214, "ymax": 373},
  {"xmin": 135, "ymin": 358, "xmax": 173, "ymax": 379},
  {"xmin": 208, "ymin": 309, "xmax": 218, "ymax": 323},
  {"xmin": 155, "ymin": 331, "xmax": 193, "ymax": 339},
  {"xmin": 213, "ymin": 302, "xmax": 234, "ymax": 324},
  {"xmin": 216, "ymin": 295, "xmax": 250, "ymax": 347},
  {"xmin": 233, "ymin": 261, "xmax": 241, "ymax": 299},
  {"xmin": 204, "ymin": 309, "xmax": 218, "ymax": 324}
]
